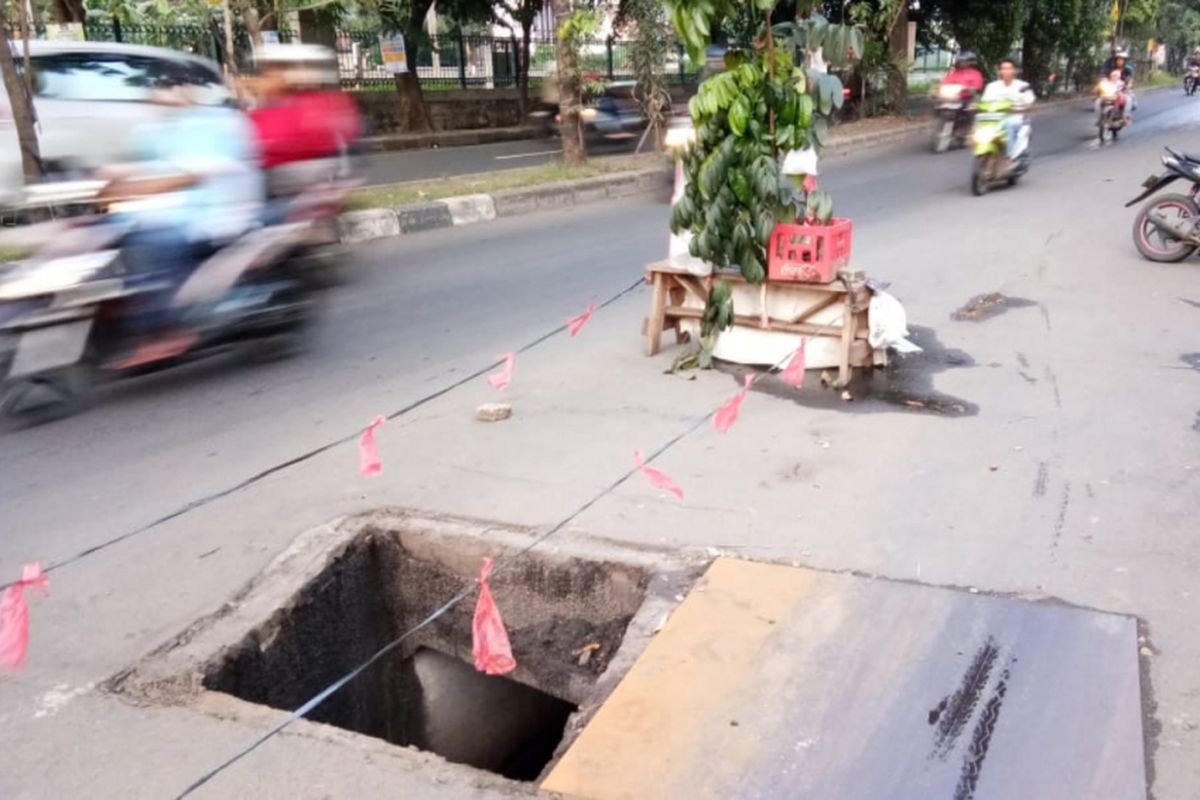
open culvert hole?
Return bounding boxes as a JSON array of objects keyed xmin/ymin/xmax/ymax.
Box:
[{"xmin": 201, "ymin": 523, "xmax": 650, "ymax": 782}]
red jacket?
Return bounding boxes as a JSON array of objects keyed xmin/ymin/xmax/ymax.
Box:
[
  {"xmin": 250, "ymin": 91, "xmax": 362, "ymax": 169},
  {"xmin": 941, "ymin": 67, "xmax": 985, "ymax": 92}
]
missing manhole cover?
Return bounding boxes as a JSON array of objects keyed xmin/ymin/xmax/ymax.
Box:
[{"xmin": 111, "ymin": 511, "xmax": 693, "ymax": 786}]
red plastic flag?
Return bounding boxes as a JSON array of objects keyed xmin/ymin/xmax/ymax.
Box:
[
  {"xmin": 0, "ymin": 564, "xmax": 49, "ymax": 670},
  {"xmin": 487, "ymin": 353, "xmax": 516, "ymax": 391},
  {"xmin": 781, "ymin": 339, "xmax": 807, "ymax": 387},
  {"xmin": 359, "ymin": 415, "xmax": 386, "ymax": 477},
  {"xmin": 713, "ymin": 375, "xmax": 754, "ymax": 434},
  {"xmin": 567, "ymin": 302, "xmax": 596, "ymax": 337},
  {"xmin": 633, "ymin": 450, "xmax": 684, "ymax": 499},
  {"xmin": 472, "ymin": 558, "xmax": 516, "ymax": 676}
]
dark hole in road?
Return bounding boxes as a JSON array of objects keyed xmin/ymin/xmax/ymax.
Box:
[
  {"xmin": 951, "ymin": 293, "xmax": 1037, "ymax": 322},
  {"xmin": 202, "ymin": 525, "xmax": 649, "ymax": 782},
  {"xmin": 725, "ymin": 325, "xmax": 977, "ymax": 417}
]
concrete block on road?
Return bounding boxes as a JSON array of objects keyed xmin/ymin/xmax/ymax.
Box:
[
  {"xmin": 444, "ymin": 193, "xmax": 497, "ymax": 226},
  {"xmin": 396, "ymin": 202, "xmax": 454, "ymax": 233},
  {"xmin": 337, "ymin": 208, "xmax": 401, "ymax": 243}
]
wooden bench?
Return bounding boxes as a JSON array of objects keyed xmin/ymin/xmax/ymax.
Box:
[{"xmin": 643, "ymin": 260, "xmax": 873, "ymax": 385}]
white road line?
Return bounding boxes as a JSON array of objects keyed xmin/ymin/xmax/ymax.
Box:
[{"xmin": 494, "ymin": 149, "xmax": 563, "ymax": 160}]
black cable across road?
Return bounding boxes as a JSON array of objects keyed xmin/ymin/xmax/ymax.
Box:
[
  {"xmin": 172, "ymin": 304, "xmax": 832, "ymax": 798},
  {"xmin": 0, "ymin": 277, "xmax": 647, "ymax": 593}
]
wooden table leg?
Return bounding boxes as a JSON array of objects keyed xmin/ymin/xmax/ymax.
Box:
[
  {"xmin": 645, "ymin": 272, "xmax": 667, "ymax": 356},
  {"xmin": 838, "ymin": 291, "xmax": 857, "ymax": 387}
]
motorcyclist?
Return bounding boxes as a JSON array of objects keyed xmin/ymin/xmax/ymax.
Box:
[
  {"xmin": 939, "ymin": 50, "xmax": 985, "ymax": 94},
  {"xmin": 1103, "ymin": 49, "xmax": 1135, "ymax": 84},
  {"xmin": 243, "ymin": 44, "xmax": 361, "ymax": 199},
  {"xmin": 980, "ymin": 58, "xmax": 1035, "ymax": 163},
  {"xmin": 99, "ymin": 84, "xmax": 264, "ymax": 363},
  {"xmin": 1189, "ymin": 48, "xmax": 1200, "ymax": 70}
]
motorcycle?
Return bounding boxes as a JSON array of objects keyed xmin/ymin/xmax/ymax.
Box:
[
  {"xmin": 1126, "ymin": 146, "xmax": 1200, "ymax": 262},
  {"xmin": 1096, "ymin": 89, "xmax": 1128, "ymax": 144},
  {"xmin": 0, "ymin": 184, "xmax": 345, "ymax": 429},
  {"xmin": 1186, "ymin": 65, "xmax": 1200, "ymax": 96},
  {"xmin": 931, "ymin": 83, "xmax": 976, "ymax": 154},
  {"xmin": 970, "ymin": 99, "xmax": 1030, "ymax": 196}
]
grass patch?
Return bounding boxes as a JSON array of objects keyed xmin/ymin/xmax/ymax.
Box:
[
  {"xmin": 347, "ymin": 152, "xmax": 669, "ymax": 209},
  {"xmin": 1140, "ymin": 71, "xmax": 1180, "ymax": 88}
]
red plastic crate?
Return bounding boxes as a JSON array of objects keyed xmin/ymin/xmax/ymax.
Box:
[{"xmin": 767, "ymin": 218, "xmax": 853, "ymax": 283}]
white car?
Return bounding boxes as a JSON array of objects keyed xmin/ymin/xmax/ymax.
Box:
[{"xmin": 0, "ymin": 40, "xmax": 230, "ymax": 203}]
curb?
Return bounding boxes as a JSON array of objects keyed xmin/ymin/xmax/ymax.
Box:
[
  {"xmin": 338, "ymin": 167, "xmax": 673, "ymax": 244},
  {"xmin": 360, "ymin": 126, "xmax": 546, "ymax": 153}
]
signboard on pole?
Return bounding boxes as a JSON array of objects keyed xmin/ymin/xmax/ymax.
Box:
[
  {"xmin": 380, "ymin": 33, "xmax": 408, "ymax": 74},
  {"xmin": 43, "ymin": 23, "xmax": 84, "ymax": 41}
]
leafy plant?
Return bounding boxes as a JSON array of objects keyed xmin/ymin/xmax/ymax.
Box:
[{"xmin": 668, "ymin": 8, "xmax": 859, "ymax": 284}]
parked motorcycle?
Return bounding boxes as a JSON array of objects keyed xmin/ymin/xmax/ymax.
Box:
[
  {"xmin": 970, "ymin": 99, "xmax": 1030, "ymax": 196},
  {"xmin": 1126, "ymin": 146, "xmax": 1200, "ymax": 262},
  {"xmin": 0, "ymin": 185, "xmax": 345, "ymax": 429},
  {"xmin": 1186, "ymin": 65, "xmax": 1200, "ymax": 96},
  {"xmin": 931, "ymin": 83, "xmax": 976, "ymax": 153}
]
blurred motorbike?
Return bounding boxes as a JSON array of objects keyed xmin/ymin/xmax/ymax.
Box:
[
  {"xmin": 1126, "ymin": 146, "xmax": 1200, "ymax": 262},
  {"xmin": 1186, "ymin": 65, "xmax": 1200, "ymax": 96},
  {"xmin": 931, "ymin": 83, "xmax": 976, "ymax": 154},
  {"xmin": 1096, "ymin": 82, "xmax": 1128, "ymax": 144},
  {"xmin": 0, "ymin": 182, "xmax": 347, "ymax": 429},
  {"xmin": 970, "ymin": 99, "xmax": 1030, "ymax": 195}
]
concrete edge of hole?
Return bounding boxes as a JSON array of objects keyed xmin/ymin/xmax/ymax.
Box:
[{"xmin": 103, "ymin": 506, "xmax": 707, "ymax": 784}]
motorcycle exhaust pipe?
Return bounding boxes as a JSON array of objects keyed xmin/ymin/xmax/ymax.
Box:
[{"xmin": 1146, "ymin": 209, "xmax": 1200, "ymax": 244}]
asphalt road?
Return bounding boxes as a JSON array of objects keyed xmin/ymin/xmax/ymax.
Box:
[{"xmin": 2, "ymin": 87, "xmax": 1200, "ymax": 798}]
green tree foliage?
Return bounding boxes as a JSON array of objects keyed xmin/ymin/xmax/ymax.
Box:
[{"xmin": 666, "ymin": 1, "xmax": 860, "ymax": 284}]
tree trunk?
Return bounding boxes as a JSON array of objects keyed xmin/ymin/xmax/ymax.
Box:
[
  {"xmin": 0, "ymin": 10, "xmax": 41, "ymax": 182},
  {"xmin": 552, "ymin": 0, "xmax": 584, "ymax": 166},
  {"xmin": 50, "ymin": 0, "xmax": 84, "ymax": 23},
  {"xmin": 244, "ymin": 5, "xmax": 263, "ymax": 46},
  {"xmin": 393, "ymin": 37, "xmax": 433, "ymax": 132},
  {"xmin": 519, "ymin": 21, "xmax": 532, "ymax": 120}
]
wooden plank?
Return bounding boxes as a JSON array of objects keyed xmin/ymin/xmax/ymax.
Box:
[
  {"xmin": 646, "ymin": 261, "xmax": 851, "ymax": 294},
  {"xmin": 788, "ymin": 292, "xmax": 842, "ymax": 324},
  {"xmin": 645, "ymin": 272, "xmax": 667, "ymax": 356},
  {"xmin": 838, "ymin": 293, "xmax": 858, "ymax": 386},
  {"xmin": 663, "ymin": 306, "xmax": 868, "ymax": 340}
]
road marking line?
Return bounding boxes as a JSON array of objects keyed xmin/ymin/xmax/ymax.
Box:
[{"xmin": 495, "ymin": 149, "xmax": 563, "ymax": 160}]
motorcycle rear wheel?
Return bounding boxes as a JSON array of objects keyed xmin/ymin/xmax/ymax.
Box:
[
  {"xmin": 971, "ymin": 156, "xmax": 992, "ymax": 196},
  {"xmin": 933, "ymin": 120, "xmax": 953, "ymax": 154},
  {"xmin": 0, "ymin": 366, "xmax": 93, "ymax": 431},
  {"xmin": 1133, "ymin": 193, "xmax": 1200, "ymax": 263}
]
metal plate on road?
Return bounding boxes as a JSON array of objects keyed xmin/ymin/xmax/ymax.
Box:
[{"xmin": 543, "ymin": 559, "xmax": 1146, "ymax": 800}]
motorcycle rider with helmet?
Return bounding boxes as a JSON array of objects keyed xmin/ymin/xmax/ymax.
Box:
[
  {"xmin": 940, "ymin": 50, "xmax": 985, "ymax": 93},
  {"xmin": 1103, "ymin": 49, "xmax": 1137, "ymax": 118}
]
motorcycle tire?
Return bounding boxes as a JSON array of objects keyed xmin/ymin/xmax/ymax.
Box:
[
  {"xmin": 933, "ymin": 120, "xmax": 953, "ymax": 154},
  {"xmin": 971, "ymin": 157, "xmax": 990, "ymax": 196},
  {"xmin": 1132, "ymin": 193, "xmax": 1200, "ymax": 263},
  {"xmin": 0, "ymin": 365, "xmax": 93, "ymax": 432}
]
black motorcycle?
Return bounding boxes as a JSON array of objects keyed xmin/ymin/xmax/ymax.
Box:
[{"xmin": 1127, "ymin": 146, "xmax": 1200, "ymax": 262}]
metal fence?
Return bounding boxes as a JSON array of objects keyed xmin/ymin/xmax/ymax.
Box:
[{"xmin": 78, "ymin": 19, "xmax": 702, "ymax": 90}]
